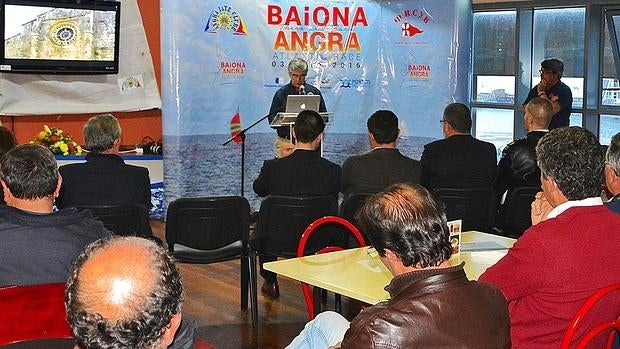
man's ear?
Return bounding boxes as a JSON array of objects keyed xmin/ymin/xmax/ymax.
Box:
[
  {"xmin": 54, "ymin": 175, "xmax": 62, "ymax": 198},
  {"xmin": 1, "ymin": 179, "xmax": 12, "ymax": 203},
  {"xmin": 161, "ymin": 312, "xmax": 182, "ymax": 347}
]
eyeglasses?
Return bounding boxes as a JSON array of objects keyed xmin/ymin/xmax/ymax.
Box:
[
  {"xmin": 539, "ymin": 69, "xmax": 554, "ymax": 75},
  {"xmin": 440, "ymin": 119, "xmax": 448, "ymax": 125}
]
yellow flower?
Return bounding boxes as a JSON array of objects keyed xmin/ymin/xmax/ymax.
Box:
[
  {"xmin": 43, "ymin": 125, "xmax": 51, "ymax": 133},
  {"xmin": 37, "ymin": 131, "xmax": 47, "ymax": 140},
  {"xmin": 59, "ymin": 143, "xmax": 69, "ymax": 153},
  {"xmin": 76, "ymin": 145, "xmax": 83, "ymax": 155}
]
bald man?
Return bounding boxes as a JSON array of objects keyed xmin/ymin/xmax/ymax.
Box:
[{"xmin": 65, "ymin": 237, "xmax": 194, "ymax": 349}]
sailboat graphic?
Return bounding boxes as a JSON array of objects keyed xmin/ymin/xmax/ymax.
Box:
[{"xmin": 399, "ymin": 120, "xmax": 409, "ymax": 140}]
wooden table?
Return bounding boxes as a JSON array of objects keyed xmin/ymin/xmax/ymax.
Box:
[{"xmin": 263, "ymin": 231, "xmax": 516, "ymax": 305}]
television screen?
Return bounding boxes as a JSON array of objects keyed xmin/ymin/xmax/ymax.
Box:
[{"xmin": 0, "ymin": 0, "xmax": 120, "ymax": 74}]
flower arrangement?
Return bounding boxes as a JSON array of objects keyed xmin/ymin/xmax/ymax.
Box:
[{"xmin": 32, "ymin": 125, "xmax": 82, "ymax": 156}]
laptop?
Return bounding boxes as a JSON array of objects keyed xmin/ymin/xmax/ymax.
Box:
[{"xmin": 285, "ymin": 95, "xmax": 321, "ymax": 113}]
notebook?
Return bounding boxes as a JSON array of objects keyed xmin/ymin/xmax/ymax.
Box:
[{"xmin": 285, "ymin": 94, "xmax": 321, "ymax": 113}]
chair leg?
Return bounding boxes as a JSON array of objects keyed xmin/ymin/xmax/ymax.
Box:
[{"xmin": 249, "ymin": 250, "xmax": 258, "ymax": 327}]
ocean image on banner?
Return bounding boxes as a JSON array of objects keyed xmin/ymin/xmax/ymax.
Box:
[{"xmin": 164, "ymin": 133, "xmax": 435, "ymax": 212}]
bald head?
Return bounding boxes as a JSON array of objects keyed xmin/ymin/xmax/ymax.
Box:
[
  {"xmin": 525, "ymin": 97, "xmax": 553, "ymax": 130},
  {"xmin": 66, "ymin": 237, "xmax": 183, "ymax": 349}
]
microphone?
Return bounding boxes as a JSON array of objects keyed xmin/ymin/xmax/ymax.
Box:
[{"xmin": 299, "ymin": 85, "xmax": 305, "ymax": 95}]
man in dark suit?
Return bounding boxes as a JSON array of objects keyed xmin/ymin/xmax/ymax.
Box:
[
  {"xmin": 342, "ymin": 110, "xmax": 421, "ymax": 197},
  {"xmin": 253, "ymin": 109, "xmax": 341, "ymax": 298},
  {"xmin": 604, "ymin": 132, "xmax": 620, "ymax": 214},
  {"xmin": 420, "ymin": 103, "xmax": 497, "ymax": 192},
  {"xmin": 56, "ymin": 113, "xmax": 152, "ymax": 211},
  {"xmin": 493, "ymin": 97, "xmax": 552, "ymax": 198}
]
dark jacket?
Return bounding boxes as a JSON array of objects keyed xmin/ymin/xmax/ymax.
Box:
[
  {"xmin": 267, "ymin": 82, "xmax": 327, "ymax": 139},
  {"xmin": 606, "ymin": 194, "xmax": 620, "ymax": 214},
  {"xmin": 57, "ymin": 153, "xmax": 152, "ymax": 209},
  {"xmin": 421, "ymin": 134, "xmax": 497, "ymax": 192},
  {"xmin": 253, "ymin": 149, "xmax": 341, "ymax": 198},
  {"xmin": 341, "ymin": 264, "xmax": 511, "ymax": 348},
  {"xmin": 493, "ymin": 130, "xmax": 547, "ymax": 197},
  {"xmin": 524, "ymin": 81, "xmax": 573, "ymax": 130},
  {"xmin": 0, "ymin": 205, "xmax": 111, "ymax": 286},
  {"xmin": 342, "ymin": 148, "xmax": 422, "ymax": 196}
]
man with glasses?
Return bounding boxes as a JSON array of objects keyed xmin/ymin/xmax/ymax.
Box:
[
  {"xmin": 420, "ymin": 103, "xmax": 497, "ymax": 192},
  {"xmin": 523, "ymin": 58, "xmax": 573, "ymax": 129},
  {"xmin": 604, "ymin": 131, "xmax": 620, "ymax": 213},
  {"xmin": 267, "ymin": 58, "xmax": 327, "ymax": 158}
]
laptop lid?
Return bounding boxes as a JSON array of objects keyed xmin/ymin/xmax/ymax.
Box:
[{"xmin": 285, "ymin": 95, "xmax": 321, "ymax": 113}]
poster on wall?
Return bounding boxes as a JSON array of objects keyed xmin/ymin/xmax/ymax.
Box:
[{"xmin": 161, "ymin": 0, "xmax": 472, "ymax": 211}]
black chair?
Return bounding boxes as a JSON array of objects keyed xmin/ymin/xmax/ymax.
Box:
[
  {"xmin": 165, "ymin": 196, "xmax": 257, "ymax": 326},
  {"xmin": 74, "ymin": 204, "xmax": 153, "ymax": 238},
  {"xmin": 494, "ymin": 186, "xmax": 540, "ymax": 238},
  {"xmin": 339, "ymin": 193, "xmax": 373, "ymax": 244},
  {"xmin": 433, "ymin": 187, "xmax": 498, "ymax": 232}
]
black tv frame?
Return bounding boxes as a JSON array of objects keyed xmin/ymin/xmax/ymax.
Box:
[{"xmin": 0, "ymin": 0, "xmax": 121, "ymax": 74}]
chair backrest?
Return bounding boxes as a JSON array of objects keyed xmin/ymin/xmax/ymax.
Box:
[
  {"xmin": 297, "ymin": 216, "xmax": 367, "ymax": 319},
  {"xmin": 254, "ymin": 195, "xmax": 338, "ymax": 258},
  {"xmin": 339, "ymin": 193, "xmax": 372, "ymax": 225},
  {"xmin": 560, "ymin": 284, "xmax": 620, "ymax": 349},
  {"xmin": 165, "ymin": 196, "xmax": 250, "ymax": 256},
  {"xmin": 75, "ymin": 204, "xmax": 153, "ymax": 238},
  {"xmin": 0, "ymin": 283, "xmax": 73, "ymax": 345},
  {"xmin": 496, "ymin": 186, "xmax": 540, "ymax": 237},
  {"xmin": 433, "ymin": 187, "xmax": 497, "ymax": 232}
]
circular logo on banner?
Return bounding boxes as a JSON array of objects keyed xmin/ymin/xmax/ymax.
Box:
[{"xmin": 49, "ymin": 21, "xmax": 79, "ymax": 46}]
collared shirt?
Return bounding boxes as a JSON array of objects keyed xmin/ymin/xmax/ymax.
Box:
[{"xmin": 547, "ymin": 196, "xmax": 603, "ymax": 219}]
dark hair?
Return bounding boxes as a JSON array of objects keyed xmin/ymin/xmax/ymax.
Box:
[
  {"xmin": 607, "ymin": 132, "xmax": 620, "ymax": 174},
  {"xmin": 0, "ymin": 126, "xmax": 17, "ymax": 159},
  {"xmin": 84, "ymin": 113, "xmax": 121, "ymax": 153},
  {"xmin": 537, "ymin": 127, "xmax": 604, "ymax": 200},
  {"xmin": 0, "ymin": 144, "xmax": 58, "ymax": 199},
  {"xmin": 443, "ymin": 103, "xmax": 472, "ymax": 133},
  {"xmin": 65, "ymin": 237, "xmax": 183, "ymax": 349},
  {"xmin": 541, "ymin": 58, "xmax": 564, "ymax": 78},
  {"xmin": 367, "ymin": 110, "xmax": 399, "ymax": 144},
  {"xmin": 294, "ymin": 110, "xmax": 325, "ymax": 143},
  {"xmin": 356, "ymin": 183, "xmax": 452, "ymax": 268}
]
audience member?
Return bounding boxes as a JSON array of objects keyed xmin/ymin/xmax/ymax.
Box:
[
  {"xmin": 57, "ymin": 113, "xmax": 152, "ymax": 210},
  {"xmin": 523, "ymin": 58, "xmax": 573, "ymax": 129},
  {"xmin": 66, "ymin": 236, "xmax": 197, "ymax": 349},
  {"xmin": 494, "ymin": 97, "xmax": 552, "ymax": 198},
  {"xmin": 341, "ymin": 110, "xmax": 421, "ymax": 197},
  {"xmin": 604, "ymin": 131, "xmax": 620, "ymax": 213},
  {"xmin": 254, "ymin": 109, "xmax": 341, "ymax": 299},
  {"xmin": 0, "ymin": 126, "xmax": 17, "ymax": 205},
  {"xmin": 286, "ymin": 184, "xmax": 510, "ymax": 349},
  {"xmin": 420, "ymin": 103, "xmax": 496, "ymax": 192},
  {"xmin": 480, "ymin": 127, "xmax": 620, "ymax": 348},
  {"xmin": 267, "ymin": 58, "xmax": 327, "ymax": 158},
  {"xmin": 0, "ymin": 144, "xmax": 110, "ymax": 287}
]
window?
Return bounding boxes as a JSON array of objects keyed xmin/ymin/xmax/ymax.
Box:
[
  {"xmin": 472, "ymin": 11, "xmax": 517, "ymax": 105},
  {"xmin": 603, "ymin": 11, "xmax": 620, "ymax": 107},
  {"xmin": 473, "ymin": 107, "xmax": 514, "ymax": 155},
  {"xmin": 600, "ymin": 115, "xmax": 620, "ymax": 145}
]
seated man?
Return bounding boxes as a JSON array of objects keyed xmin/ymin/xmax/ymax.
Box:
[
  {"xmin": 286, "ymin": 184, "xmax": 510, "ymax": 349},
  {"xmin": 342, "ymin": 110, "xmax": 421, "ymax": 197},
  {"xmin": 57, "ymin": 113, "xmax": 152, "ymax": 210},
  {"xmin": 253, "ymin": 109, "xmax": 341, "ymax": 299},
  {"xmin": 66, "ymin": 236, "xmax": 196, "ymax": 349},
  {"xmin": 604, "ymin": 131, "xmax": 620, "ymax": 213},
  {"xmin": 0, "ymin": 144, "xmax": 111, "ymax": 286},
  {"xmin": 420, "ymin": 103, "xmax": 497, "ymax": 192},
  {"xmin": 480, "ymin": 127, "xmax": 620, "ymax": 348},
  {"xmin": 493, "ymin": 97, "xmax": 552, "ymax": 198}
]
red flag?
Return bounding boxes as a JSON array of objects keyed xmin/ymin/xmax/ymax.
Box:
[{"xmin": 230, "ymin": 108, "xmax": 243, "ymax": 144}]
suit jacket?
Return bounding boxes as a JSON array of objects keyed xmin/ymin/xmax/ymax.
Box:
[
  {"xmin": 253, "ymin": 149, "xmax": 341, "ymax": 197},
  {"xmin": 57, "ymin": 153, "xmax": 152, "ymax": 209},
  {"xmin": 606, "ymin": 195, "xmax": 620, "ymax": 214},
  {"xmin": 342, "ymin": 148, "xmax": 421, "ymax": 196},
  {"xmin": 420, "ymin": 134, "xmax": 497, "ymax": 192},
  {"xmin": 493, "ymin": 130, "xmax": 547, "ymax": 197}
]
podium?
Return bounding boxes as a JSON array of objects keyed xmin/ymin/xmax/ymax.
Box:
[{"xmin": 271, "ymin": 112, "xmax": 332, "ymax": 156}]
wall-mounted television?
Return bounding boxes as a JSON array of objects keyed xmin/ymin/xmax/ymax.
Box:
[{"xmin": 0, "ymin": 0, "xmax": 120, "ymax": 74}]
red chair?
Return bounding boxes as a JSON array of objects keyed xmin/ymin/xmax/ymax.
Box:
[
  {"xmin": 560, "ymin": 284, "xmax": 620, "ymax": 349},
  {"xmin": 0, "ymin": 283, "xmax": 73, "ymax": 346},
  {"xmin": 297, "ymin": 216, "xmax": 367, "ymax": 319}
]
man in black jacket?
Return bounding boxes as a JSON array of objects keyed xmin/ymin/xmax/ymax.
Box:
[
  {"xmin": 286, "ymin": 184, "xmax": 510, "ymax": 349},
  {"xmin": 494, "ymin": 97, "xmax": 553, "ymax": 199}
]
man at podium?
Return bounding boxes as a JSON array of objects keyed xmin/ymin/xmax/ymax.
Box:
[{"xmin": 267, "ymin": 58, "xmax": 327, "ymax": 158}]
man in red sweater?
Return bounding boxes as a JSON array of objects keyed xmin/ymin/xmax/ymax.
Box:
[{"xmin": 480, "ymin": 126, "xmax": 620, "ymax": 348}]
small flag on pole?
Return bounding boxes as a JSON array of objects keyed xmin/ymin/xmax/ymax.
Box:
[{"xmin": 230, "ymin": 108, "xmax": 243, "ymax": 144}]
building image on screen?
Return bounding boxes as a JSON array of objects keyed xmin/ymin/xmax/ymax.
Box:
[{"xmin": 4, "ymin": 5, "xmax": 116, "ymax": 62}]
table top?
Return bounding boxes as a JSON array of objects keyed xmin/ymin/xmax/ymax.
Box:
[{"xmin": 263, "ymin": 231, "xmax": 516, "ymax": 305}]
